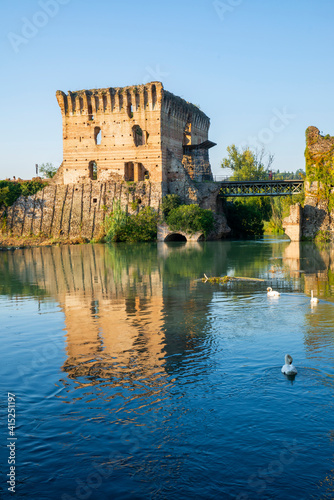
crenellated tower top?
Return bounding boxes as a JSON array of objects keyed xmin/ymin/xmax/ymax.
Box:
[
  {"xmin": 56, "ymin": 82, "xmax": 164, "ymax": 117},
  {"xmin": 55, "ymin": 81, "xmax": 213, "ymax": 185}
]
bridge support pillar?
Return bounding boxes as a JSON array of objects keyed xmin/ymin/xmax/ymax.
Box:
[{"xmin": 282, "ymin": 203, "xmax": 302, "ymax": 241}]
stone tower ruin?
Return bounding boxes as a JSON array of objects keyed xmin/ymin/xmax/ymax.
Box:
[
  {"xmin": 55, "ymin": 81, "xmax": 216, "ymax": 187},
  {"xmin": 2, "ymin": 82, "xmax": 231, "ymax": 242}
]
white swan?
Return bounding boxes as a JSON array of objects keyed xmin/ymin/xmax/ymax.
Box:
[
  {"xmin": 267, "ymin": 287, "xmax": 280, "ymax": 297},
  {"xmin": 311, "ymin": 290, "xmax": 319, "ymax": 305},
  {"xmin": 281, "ymin": 354, "xmax": 297, "ymax": 375}
]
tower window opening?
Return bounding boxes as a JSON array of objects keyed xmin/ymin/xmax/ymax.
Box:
[
  {"xmin": 89, "ymin": 161, "xmax": 98, "ymax": 180},
  {"xmin": 132, "ymin": 125, "xmax": 144, "ymax": 147},
  {"xmin": 127, "ymin": 103, "xmax": 133, "ymax": 119},
  {"xmin": 94, "ymin": 127, "xmax": 102, "ymax": 145}
]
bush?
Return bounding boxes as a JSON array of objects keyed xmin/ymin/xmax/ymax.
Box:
[
  {"xmin": 105, "ymin": 203, "xmax": 158, "ymax": 242},
  {"xmin": 0, "ymin": 180, "xmax": 45, "ymax": 207},
  {"xmin": 104, "ymin": 201, "xmax": 127, "ymax": 242},
  {"xmin": 162, "ymin": 194, "xmax": 181, "ymax": 218},
  {"xmin": 166, "ymin": 204, "xmax": 214, "ymax": 236},
  {"xmin": 123, "ymin": 207, "xmax": 159, "ymax": 242}
]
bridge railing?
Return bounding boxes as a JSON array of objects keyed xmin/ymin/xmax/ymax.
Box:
[{"xmin": 212, "ymin": 174, "xmax": 302, "ymax": 182}]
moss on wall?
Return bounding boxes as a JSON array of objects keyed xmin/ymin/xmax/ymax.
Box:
[{"xmin": 305, "ymin": 126, "xmax": 334, "ymax": 210}]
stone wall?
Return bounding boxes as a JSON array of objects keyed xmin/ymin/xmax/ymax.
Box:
[
  {"xmin": 1, "ymin": 82, "xmax": 232, "ymax": 241},
  {"xmin": 3, "ymin": 181, "xmax": 164, "ymax": 240},
  {"xmin": 283, "ymin": 127, "xmax": 334, "ymax": 241},
  {"xmin": 282, "ymin": 203, "xmax": 302, "ymax": 241}
]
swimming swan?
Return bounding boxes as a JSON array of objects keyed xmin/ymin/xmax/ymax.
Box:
[
  {"xmin": 267, "ymin": 287, "xmax": 280, "ymax": 297},
  {"xmin": 311, "ymin": 290, "xmax": 319, "ymax": 305},
  {"xmin": 281, "ymin": 354, "xmax": 297, "ymax": 375}
]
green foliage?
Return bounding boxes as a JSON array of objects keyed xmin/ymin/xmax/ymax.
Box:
[
  {"xmin": 224, "ymin": 200, "xmax": 264, "ymax": 237},
  {"xmin": 162, "ymin": 194, "xmax": 181, "ymax": 218},
  {"xmin": 315, "ymin": 230, "xmax": 332, "ymax": 243},
  {"xmin": 166, "ymin": 204, "xmax": 214, "ymax": 236},
  {"xmin": 130, "ymin": 200, "xmax": 139, "ymax": 211},
  {"xmin": 105, "ymin": 202, "xmax": 158, "ymax": 242},
  {"xmin": 274, "ymin": 169, "xmax": 305, "ymax": 180},
  {"xmin": 39, "ymin": 163, "xmax": 57, "ymax": 179},
  {"xmin": 0, "ymin": 180, "xmax": 45, "ymax": 208},
  {"xmin": 0, "ymin": 187, "xmax": 10, "ymax": 206},
  {"xmin": 221, "ymin": 145, "xmax": 270, "ymax": 180},
  {"xmin": 305, "ymin": 128, "xmax": 334, "ymax": 209},
  {"xmin": 265, "ymin": 193, "xmax": 304, "ymax": 234},
  {"xmin": 123, "ymin": 207, "xmax": 159, "ymax": 242},
  {"xmin": 105, "ymin": 201, "xmax": 128, "ymax": 242}
]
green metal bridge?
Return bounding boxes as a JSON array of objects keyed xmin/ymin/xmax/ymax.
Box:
[{"xmin": 217, "ymin": 179, "xmax": 304, "ymax": 197}]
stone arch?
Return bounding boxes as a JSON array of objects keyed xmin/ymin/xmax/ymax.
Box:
[{"xmin": 164, "ymin": 233, "xmax": 187, "ymax": 242}]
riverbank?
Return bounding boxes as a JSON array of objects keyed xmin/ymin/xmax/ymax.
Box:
[{"xmin": 0, "ymin": 234, "xmax": 89, "ymax": 249}]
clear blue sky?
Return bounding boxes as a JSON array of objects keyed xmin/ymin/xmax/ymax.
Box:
[{"xmin": 1, "ymin": 0, "xmax": 334, "ymax": 179}]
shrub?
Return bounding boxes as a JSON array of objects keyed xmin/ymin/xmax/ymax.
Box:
[
  {"xmin": 0, "ymin": 180, "xmax": 45, "ymax": 207},
  {"xmin": 162, "ymin": 194, "xmax": 181, "ymax": 218},
  {"xmin": 166, "ymin": 204, "xmax": 214, "ymax": 235},
  {"xmin": 123, "ymin": 207, "xmax": 158, "ymax": 242},
  {"xmin": 104, "ymin": 201, "xmax": 127, "ymax": 242},
  {"xmin": 105, "ymin": 203, "xmax": 158, "ymax": 242}
]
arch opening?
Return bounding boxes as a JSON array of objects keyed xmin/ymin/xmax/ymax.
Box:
[
  {"xmin": 127, "ymin": 102, "xmax": 133, "ymax": 119},
  {"xmin": 89, "ymin": 161, "xmax": 98, "ymax": 180},
  {"xmin": 132, "ymin": 125, "xmax": 144, "ymax": 146},
  {"xmin": 94, "ymin": 127, "xmax": 102, "ymax": 145},
  {"xmin": 152, "ymin": 84, "xmax": 157, "ymax": 109},
  {"xmin": 164, "ymin": 233, "xmax": 187, "ymax": 242}
]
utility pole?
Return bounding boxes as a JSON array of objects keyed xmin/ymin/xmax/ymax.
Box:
[{"xmin": 35, "ymin": 164, "xmax": 38, "ymax": 176}]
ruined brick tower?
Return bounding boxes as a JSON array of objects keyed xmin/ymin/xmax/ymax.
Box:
[
  {"xmin": 1, "ymin": 83, "xmax": 231, "ymax": 242},
  {"xmin": 55, "ymin": 81, "xmax": 215, "ymax": 187}
]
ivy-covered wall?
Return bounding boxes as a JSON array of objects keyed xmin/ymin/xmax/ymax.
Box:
[
  {"xmin": 301, "ymin": 126, "xmax": 334, "ymax": 240},
  {"xmin": 305, "ymin": 126, "xmax": 334, "ymax": 211}
]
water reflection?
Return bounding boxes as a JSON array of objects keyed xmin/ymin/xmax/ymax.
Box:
[
  {"xmin": 2, "ymin": 239, "xmax": 334, "ymax": 498},
  {"xmin": 2, "ymin": 239, "xmax": 334, "ymax": 388},
  {"xmin": 283, "ymin": 241, "xmax": 334, "ymax": 298}
]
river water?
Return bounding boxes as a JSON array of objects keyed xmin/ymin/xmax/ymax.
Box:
[{"xmin": 1, "ymin": 237, "xmax": 334, "ymax": 500}]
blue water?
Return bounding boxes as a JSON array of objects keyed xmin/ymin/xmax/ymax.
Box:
[{"xmin": 1, "ymin": 238, "xmax": 334, "ymax": 499}]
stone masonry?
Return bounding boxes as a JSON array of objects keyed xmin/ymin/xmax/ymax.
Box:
[
  {"xmin": 283, "ymin": 127, "xmax": 334, "ymax": 241},
  {"xmin": 3, "ymin": 82, "xmax": 230, "ymax": 240},
  {"xmin": 55, "ymin": 81, "xmax": 214, "ymax": 185}
]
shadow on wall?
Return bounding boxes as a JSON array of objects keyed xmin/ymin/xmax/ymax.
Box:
[{"xmin": 302, "ymin": 204, "xmax": 329, "ymax": 239}]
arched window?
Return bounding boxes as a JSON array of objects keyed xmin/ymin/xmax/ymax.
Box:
[
  {"xmin": 132, "ymin": 125, "xmax": 144, "ymax": 147},
  {"xmin": 94, "ymin": 127, "xmax": 102, "ymax": 145},
  {"xmin": 127, "ymin": 103, "xmax": 133, "ymax": 119},
  {"xmin": 89, "ymin": 161, "xmax": 98, "ymax": 180},
  {"xmin": 152, "ymin": 84, "xmax": 157, "ymax": 110},
  {"xmin": 88, "ymin": 104, "xmax": 94, "ymax": 121}
]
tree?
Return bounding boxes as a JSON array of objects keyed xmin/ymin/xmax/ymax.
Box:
[
  {"xmin": 221, "ymin": 145, "xmax": 274, "ymax": 181},
  {"xmin": 39, "ymin": 163, "xmax": 57, "ymax": 179}
]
